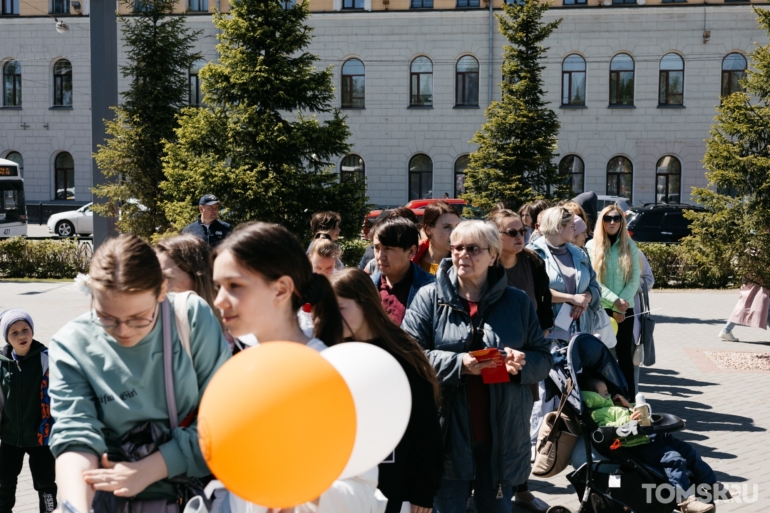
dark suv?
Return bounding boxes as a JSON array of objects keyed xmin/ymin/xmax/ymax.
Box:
[{"xmin": 626, "ymin": 204, "xmax": 705, "ymax": 243}]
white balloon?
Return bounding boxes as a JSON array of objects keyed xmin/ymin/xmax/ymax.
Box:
[{"xmin": 321, "ymin": 342, "xmax": 412, "ymax": 480}]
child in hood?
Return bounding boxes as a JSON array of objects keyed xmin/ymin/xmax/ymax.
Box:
[
  {"xmin": 581, "ymin": 378, "xmax": 724, "ymax": 513},
  {"xmin": 0, "ymin": 309, "xmax": 57, "ymax": 513}
]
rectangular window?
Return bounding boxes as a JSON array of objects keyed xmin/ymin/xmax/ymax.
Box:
[
  {"xmin": 52, "ymin": 0, "xmax": 69, "ymax": 13},
  {"xmin": 189, "ymin": 0, "xmax": 208, "ymax": 11},
  {"xmin": 456, "ymin": 0, "xmax": 479, "ymax": 7},
  {"xmin": 563, "ymin": 0, "xmax": 586, "ymax": 4},
  {"xmin": 281, "ymin": 0, "xmax": 295, "ymax": 7},
  {"xmin": 54, "ymin": 76, "xmax": 72, "ymax": 106},
  {"xmin": 659, "ymin": 70, "xmax": 684, "ymax": 105},
  {"xmin": 2, "ymin": 0, "xmax": 19, "ymax": 14},
  {"xmin": 611, "ymin": 0, "xmax": 635, "ymax": 3},
  {"xmin": 609, "ymin": 71, "xmax": 634, "ymax": 106},
  {"xmin": 562, "ymin": 71, "xmax": 586, "ymax": 106},
  {"xmin": 342, "ymin": 0, "xmax": 364, "ymax": 8},
  {"xmin": 411, "ymin": 0, "xmax": 433, "ymax": 7}
]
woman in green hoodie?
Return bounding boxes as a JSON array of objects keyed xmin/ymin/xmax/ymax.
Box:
[{"xmin": 48, "ymin": 235, "xmax": 231, "ymax": 513}]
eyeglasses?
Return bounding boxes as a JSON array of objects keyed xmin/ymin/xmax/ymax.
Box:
[
  {"xmin": 450, "ymin": 244, "xmax": 489, "ymax": 257},
  {"xmin": 500, "ymin": 228, "xmax": 528, "ymax": 239},
  {"xmin": 603, "ymin": 215, "xmax": 623, "ymax": 224},
  {"xmin": 92, "ymin": 303, "xmax": 158, "ymax": 329}
]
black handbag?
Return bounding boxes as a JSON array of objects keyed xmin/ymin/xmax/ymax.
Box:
[
  {"xmin": 639, "ymin": 280, "xmax": 656, "ymax": 367},
  {"xmin": 93, "ymin": 300, "xmax": 207, "ymax": 513}
]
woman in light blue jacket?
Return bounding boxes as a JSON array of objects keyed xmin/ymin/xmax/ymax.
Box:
[{"xmin": 528, "ymin": 207, "xmax": 602, "ymax": 343}]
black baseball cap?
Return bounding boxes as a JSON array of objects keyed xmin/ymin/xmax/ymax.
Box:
[{"xmin": 199, "ymin": 194, "xmax": 220, "ymax": 206}]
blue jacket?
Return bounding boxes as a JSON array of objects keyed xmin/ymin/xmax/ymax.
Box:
[
  {"xmin": 401, "ymin": 259, "xmax": 552, "ymax": 488},
  {"xmin": 182, "ymin": 218, "xmax": 232, "ymax": 247},
  {"xmin": 372, "ymin": 262, "xmax": 435, "ymax": 309},
  {"xmin": 528, "ymin": 237, "xmax": 602, "ymax": 339}
]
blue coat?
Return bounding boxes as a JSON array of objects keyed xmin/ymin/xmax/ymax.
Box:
[
  {"xmin": 401, "ymin": 259, "xmax": 552, "ymax": 488},
  {"xmin": 371, "ymin": 262, "xmax": 435, "ymax": 310}
]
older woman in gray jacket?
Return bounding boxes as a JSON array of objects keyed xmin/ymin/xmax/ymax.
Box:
[{"xmin": 402, "ymin": 220, "xmax": 552, "ymax": 513}]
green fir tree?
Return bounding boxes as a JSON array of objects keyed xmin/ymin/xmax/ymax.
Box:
[
  {"xmin": 92, "ymin": 0, "xmax": 201, "ymax": 238},
  {"xmin": 463, "ymin": 0, "xmax": 566, "ymax": 213},
  {"xmin": 683, "ymin": 6, "xmax": 770, "ymax": 287},
  {"xmin": 161, "ymin": 0, "xmax": 368, "ymax": 239}
]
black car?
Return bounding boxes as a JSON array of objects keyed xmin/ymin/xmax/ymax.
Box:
[{"xmin": 625, "ymin": 203, "xmax": 705, "ymax": 243}]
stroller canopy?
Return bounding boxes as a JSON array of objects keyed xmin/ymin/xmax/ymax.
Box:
[{"xmin": 548, "ymin": 333, "xmax": 629, "ymax": 415}]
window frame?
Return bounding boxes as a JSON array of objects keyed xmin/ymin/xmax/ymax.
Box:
[
  {"xmin": 455, "ymin": 55, "xmax": 479, "ymax": 107},
  {"xmin": 340, "ymin": 154, "xmax": 365, "ymax": 183},
  {"xmin": 53, "ymin": 59, "xmax": 72, "ymax": 107},
  {"xmin": 562, "ymin": 0, "xmax": 587, "ymax": 4},
  {"xmin": 558, "ymin": 155, "xmax": 585, "ymax": 195},
  {"xmin": 410, "ymin": 56, "xmax": 433, "ymax": 107},
  {"xmin": 456, "ymin": 0, "xmax": 479, "ymax": 7},
  {"xmin": 341, "ymin": 58, "xmax": 365, "ymax": 108},
  {"xmin": 408, "ymin": 154, "xmax": 433, "ymax": 201},
  {"xmin": 655, "ymin": 155, "xmax": 682, "ymax": 204},
  {"xmin": 51, "ymin": 0, "xmax": 69, "ymax": 13},
  {"xmin": 342, "ymin": 0, "xmax": 364, "ymax": 9},
  {"xmin": 411, "ymin": 0, "xmax": 432, "ymax": 8},
  {"xmin": 2, "ymin": 0, "xmax": 19, "ymax": 15},
  {"xmin": 3, "ymin": 60, "xmax": 21, "ymax": 107},
  {"xmin": 188, "ymin": 0, "xmax": 208, "ymax": 11},
  {"xmin": 658, "ymin": 53, "xmax": 684, "ymax": 106},
  {"xmin": 188, "ymin": 59, "xmax": 205, "ymax": 106},
  {"xmin": 609, "ymin": 53, "xmax": 634, "ymax": 106},
  {"xmin": 5, "ymin": 151, "xmax": 23, "ymax": 178},
  {"xmin": 606, "ymin": 156, "xmax": 633, "ymax": 202},
  {"xmin": 54, "ymin": 152, "xmax": 75, "ymax": 201},
  {"xmin": 454, "ymin": 155, "xmax": 470, "ymax": 197},
  {"xmin": 721, "ymin": 53, "xmax": 747, "ymax": 97},
  {"xmin": 561, "ymin": 54, "xmax": 586, "ymax": 107}
]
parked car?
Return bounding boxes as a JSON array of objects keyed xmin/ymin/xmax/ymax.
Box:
[
  {"xmin": 47, "ymin": 202, "xmax": 93, "ymax": 237},
  {"xmin": 626, "ymin": 203, "xmax": 705, "ymax": 243},
  {"xmin": 597, "ymin": 195, "xmax": 632, "ymax": 213}
]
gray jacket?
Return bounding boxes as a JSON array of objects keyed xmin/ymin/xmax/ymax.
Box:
[{"xmin": 401, "ymin": 259, "xmax": 552, "ymax": 488}]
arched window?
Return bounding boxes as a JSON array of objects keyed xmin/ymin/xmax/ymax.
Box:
[
  {"xmin": 2, "ymin": 0, "xmax": 19, "ymax": 15},
  {"xmin": 609, "ymin": 53, "xmax": 634, "ymax": 106},
  {"xmin": 722, "ymin": 53, "xmax": 747, "ymax": 97},
  {"xmin": 3, "ymin": 60, "xmax": 21, "ymax": 107},
  {"xmin": 410, "ymin": 57, "xmax": 433, "ymax": 107},
  {"xmin": 341, "ymin": 59, "xmax": 365, "ymax": 108},
  {"xmin": 659, "ymin": 53, "xmax": 684, "ymax": 106},
  {"xmin": 408, "ymin": 154, "xmax": 432, "ymax": 200},
  {"xmin": 656, "ymin": 156, "xmax": 681, "ymax": 204},
  {"xmin": 606, "ymin": 156, "xmax": 633, "ymax": 202},
  {"xmin": 55, "ymin": 152, "xmax": 75, "ymax": 200},
  {"xmin": 53, "ymin": 59, "xmax": 72, "ymax": 107},
  {"xmin": 189, "ymin": 0, "xmax": 207, "ymax": 11},
  {"xmin": 189, "ymin": 59, "xmax": 205, "ymax": 106},
  {"xmin": 562, "ymin": 55, "xmax": 586, "ymax": 106},
  {"xmin": 456, "ymin": 56, "xmax": 479, "ymax": 106},
  {"xmin": 6, "ymin": 151, "xmax": 23, "ymax": 178},
  {"xmin": 454, "ymin": 155, "xmax": 469, "ymax": 196},
  {"xmin": 340, "ymin": 154, "xmax": 365, "ymax": 182},
  {"xmin": 559, "ymin": 155, "xmax": 584, "ymax": 195}
]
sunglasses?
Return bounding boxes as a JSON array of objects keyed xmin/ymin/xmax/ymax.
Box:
[
  {"xmin": 603, "ymin": 215, "xmax": 623, "ymax": 224},
  {"xmin": 450, "ymin": 244, "xmax": 489, "ymax": 257},
  {"xmin": 501, "ymin": 228, "xmax": 528, "ymax": 238}
]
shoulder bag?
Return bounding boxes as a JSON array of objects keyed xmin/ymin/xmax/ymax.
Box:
[
  {"xmin": 639, "ymin": 280, "xmax": 656, "ymax": 367},
  {"xmin": 532, "ymin": 378, "xmax": 581, "ymax": 478}
]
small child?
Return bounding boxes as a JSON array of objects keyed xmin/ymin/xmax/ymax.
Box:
[
  {"xmin": 0, "ymin": 309, "xmax": 57, "ymax": 513},
  {"xmin": 581, "ymin": 377, "xmax": 722, "ymax": 513}
]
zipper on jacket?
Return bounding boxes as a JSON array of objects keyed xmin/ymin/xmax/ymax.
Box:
[{"xmin": 496, "ymin": 483, "xmax": 503, "ymax": 499}]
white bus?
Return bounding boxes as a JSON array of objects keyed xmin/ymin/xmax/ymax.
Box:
[{"xmin": 0, "ymin": 157, "xmax": 27, "ymax": 237}]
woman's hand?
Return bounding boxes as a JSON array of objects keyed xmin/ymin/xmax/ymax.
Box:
[
  {"xmin": 614, "ymin": 298, "xmax": 629, "ymax": 313},
  {"xmin": 502, "ymin": 347, "xmax": 526, "ymax": 376},
  {"xmin": 571, "ymin": 305, "xmax": 586, "ymax": 319},
  {"xmin": 612, "ymin": 311, "xmax": 625, "ymax": 324},
  {"xmin": 571, "ymin": 293, "xmax": 590, "ymax": 308},
  {"xmin": 412, "ymin": 506, "xmax": 432, "ymax": 513},
  {"xmin": 461, "ymin": 353, "xmax": 496, "ymax": 375},
  {"xmin": 83, "ymin": 453, "xmax": 168, "ymax": 497}
]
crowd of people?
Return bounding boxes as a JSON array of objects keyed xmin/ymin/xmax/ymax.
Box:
[{"xmin": 0, "ymin": 193, "xmax": 724, "ymax": 513}]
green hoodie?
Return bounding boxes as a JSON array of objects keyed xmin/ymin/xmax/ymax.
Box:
[
  {"xmin": 581, "ymin": 391, "xmax": 649, "ymax": 447},
  {"xmin": 0, "ymin": 340, "xmax": 49, "ymax": 447},
  {"xmin": 48, "ymin": 293, "xmax": 231, "ymax": 501}
]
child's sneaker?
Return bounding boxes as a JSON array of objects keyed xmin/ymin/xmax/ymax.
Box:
[
  {"xmin": 718, "ymin": 330, "xmax": 739, "ymax": 342},
  {"xmin": 678, "ymin": 495, "xmax": 716, "ymax": 513}
]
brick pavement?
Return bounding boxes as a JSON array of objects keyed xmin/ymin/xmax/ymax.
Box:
[{"xmin": 1, "ymin": 282, "xmax": 768, "ymax": 512}]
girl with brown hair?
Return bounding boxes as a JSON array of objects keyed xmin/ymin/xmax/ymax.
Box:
[
  {"xmin": 155, "ymin": 234, "xmax": 218, "ymax": 314},
  {"xmin": 412, "ymin": 201, "xmax": 461, "ymax": 275},
  {"xmin": 48, "ymin": 235, "xmax": 231, "ymax": 513},
  {"xmin": 330, "ymin": 268, "xmax": 443, "ymax": 513}
]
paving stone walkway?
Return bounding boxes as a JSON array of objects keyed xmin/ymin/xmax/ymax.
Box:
[{"xmin": 2, "ymin": 282, "xmax": 768, "ymax": 512}]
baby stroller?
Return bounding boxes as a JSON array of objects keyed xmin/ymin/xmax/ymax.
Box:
[{"xmin": 542, "ymin": 333, "xmax": 688, "ymax": 513}]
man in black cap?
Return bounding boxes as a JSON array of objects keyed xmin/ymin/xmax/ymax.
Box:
[{"xmin": 182, "ymin": 194, "xmax": 232, "ymax": 247}]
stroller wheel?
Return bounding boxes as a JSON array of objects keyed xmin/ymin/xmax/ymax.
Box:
[{"xmin": 546, "ymin": 507, "xmax": 573, "ymax": 513}]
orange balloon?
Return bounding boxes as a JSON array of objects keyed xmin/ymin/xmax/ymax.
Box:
[{"xmin": 198, "ymin": 342, "xmax": 356, "ymax": 508}]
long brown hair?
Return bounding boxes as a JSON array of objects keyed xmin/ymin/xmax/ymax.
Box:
[
  {"xmin": 330, "ymin": 268, "xmax": 440, "ymax": 404},
  {"xmin": 156, "ymin": 234, "xmax": 221, "ymax": 325},
  {"xmin": 214, "ymin": 222, "xmax": 343, "ymax": 345}
]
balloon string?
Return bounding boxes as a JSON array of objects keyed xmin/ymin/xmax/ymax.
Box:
[{"xmin": 623, "ymin": 308, "xmax": 661, "ymax": 319}]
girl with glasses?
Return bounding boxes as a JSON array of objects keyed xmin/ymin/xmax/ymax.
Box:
[
  {"xmin": 585, "ymin": 205, "xmax": 641, "ymax": 396},
  {"xmin": 402, "ymin": 220, "xmax": 552, "ymax": 513},
  {"xmin": 48, "ymin": 235, "xmax": 231, "ymax": 513}
]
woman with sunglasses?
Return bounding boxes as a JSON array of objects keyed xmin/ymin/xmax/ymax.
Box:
[
  {"xmin": 48, "ymin": 235, "xmax": 231, "ymax": 513},
  {"xmin": 585, "ymin": 205, "xmax": 641, "ymax": 396},
  {"xmin": 402, "ymin": 220, "xmax": 552, "ymax": 513}
]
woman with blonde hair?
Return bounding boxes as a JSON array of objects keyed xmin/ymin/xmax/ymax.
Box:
[{"xmin": 585, "ymin": 205, "xmax": 641, "ymax": 396}]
